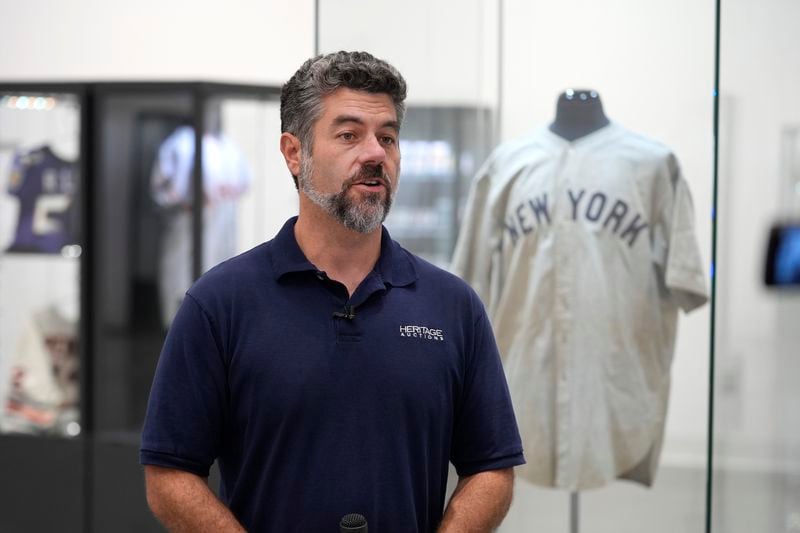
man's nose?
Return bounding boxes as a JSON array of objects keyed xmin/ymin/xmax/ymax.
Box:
[{"xmin": 359, "ymin": 135, "xmax": 387, "ymax": 165}]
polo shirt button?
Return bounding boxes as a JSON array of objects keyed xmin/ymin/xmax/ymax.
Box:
[{"xmin": 315, "ymin": 271, "xmax": 326, "ymax": 281}]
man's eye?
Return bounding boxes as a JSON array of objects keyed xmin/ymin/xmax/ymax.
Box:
[
  {"xmin": 381, "ymin": 136, "xmax": 396, "ymax": 145},
  {"xmin": 340, "ymin": 132, "xmax": 355, "ymax": 141}
]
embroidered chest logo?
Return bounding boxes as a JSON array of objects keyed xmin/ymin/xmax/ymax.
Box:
[{"xmin": 399, "ymin": 324, "xmax": 445, "ymax": 341}]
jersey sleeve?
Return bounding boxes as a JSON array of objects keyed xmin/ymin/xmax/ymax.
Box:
[
  {"xmin": 150, "ymin": 128, "xmax": 191, "ymax": 207},
  {"xmin": 654, "ymin": 154, "xmax": 709, "ymax": 312},
  {"xmin": 140, "ymin": 293, "xmax": 228, "ymax": 476},
  {"xmin": 233, "ymin": 141, "xmax": 251, "ymax": 196},
  {"xmin": 450, "ymin": 305, "xmax": 525, "ymax": 476},
  {"xmin": 450, "ymin": 165, "xmax": 498, "ymax": 307},
  {"xmin": 6, "ymin": 152, "xmax": 25, "ymax": 196}
]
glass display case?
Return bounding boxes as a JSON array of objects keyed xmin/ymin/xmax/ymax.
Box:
[
  {"xmin": 0, "ymin": 85, "xmax": 86, "ymax": 531},
  {"xmin": 712, "ymin": 0, "xmax": 800, "ymax": 531},
  {"xmin": 0, "ymin": 81, "xmax": 288, "ymax": 532},
  {"xmin": 494, "ymin": 3, "xmax": 714, "ymax": 532},
  {"xmin": 319, "ymin": 1, "xmax": 715, "ymax": 532},
  {"xmin": 0, "ymin": 91, "xmax": 82, "ymax": 438}
]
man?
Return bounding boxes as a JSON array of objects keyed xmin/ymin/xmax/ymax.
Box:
[{"xmin": 141, "ymin": 51, "xmax": 524, "ymax": 532}]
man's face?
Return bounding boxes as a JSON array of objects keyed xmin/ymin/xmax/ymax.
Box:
[{"xmin": 298, "ymin": 88, "xmax": 401, "ymax": 233}]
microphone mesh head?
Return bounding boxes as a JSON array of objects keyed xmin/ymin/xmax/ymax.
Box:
[{"xmin": 340, "ymin": 513, "xmax": 367, "ymax": 528}]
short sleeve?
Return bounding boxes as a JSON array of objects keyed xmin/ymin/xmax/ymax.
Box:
[
  {"xmin": 450, "ymin": 308, "xmax": 525, "ymax": 476},
  {"xmin": 451, "ymin": 168, "xmax": 496, "ymax": 306},
  {"xmin": 7, "ymin": 152, "xmax": 25, "ymax": 195},
  {"xmin": 234, "ymin": 141, "xmax": 251, "ymax": 194},
  {"xmin": 151, "ymin": 127, "xmax": 192, "ymax": 207},
  {"xmin": 140, "ymin": 293, "xmax": 228, "ymax": 476},
  {"xmin": 656, "ymin": 156, "xmax": 709, "ymax": 312}
]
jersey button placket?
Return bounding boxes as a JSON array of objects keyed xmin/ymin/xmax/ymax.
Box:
[{"xmin": 554, "ymin": 144, "xmax": 574, "ymax": 488}]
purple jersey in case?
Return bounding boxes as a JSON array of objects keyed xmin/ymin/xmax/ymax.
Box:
[{"xmin": 6, "ymin": 145, "xmax": 78, "ymax": 254}]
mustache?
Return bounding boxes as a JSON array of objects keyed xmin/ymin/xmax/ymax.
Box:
[
  {"xmin": 359, "ymin": 164, "xmax": 384, "ymax": 180},
  {"xmin": 342, "ymin": 164, "xmax": 391, "ymax": 191}
]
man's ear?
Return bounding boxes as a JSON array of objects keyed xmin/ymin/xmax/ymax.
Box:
[{"xmin": 279, "ymin": 132, "xmax": 303, "ymax": 177}]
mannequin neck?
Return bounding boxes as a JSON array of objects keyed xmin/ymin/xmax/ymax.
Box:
[{"xmin": 549, "ymin": 89, "xmax": 610, "ymax": 141}]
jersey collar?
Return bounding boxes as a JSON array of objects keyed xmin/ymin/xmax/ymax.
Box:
[{"xmin": 539, "ymin": 121, "xmax": 623, "ymax": 151}]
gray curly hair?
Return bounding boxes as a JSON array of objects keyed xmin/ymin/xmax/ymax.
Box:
[{"xmin": 280, "ymin": 51, "xmax": 408, "ymax": 188}]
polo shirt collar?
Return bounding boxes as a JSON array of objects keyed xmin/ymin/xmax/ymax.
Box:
[{"xmin": 270, "ymin": 217, "xmax": 417, "ymax": 288}]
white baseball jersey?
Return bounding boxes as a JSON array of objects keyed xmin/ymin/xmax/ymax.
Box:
[
  {"xmin": 1, "ymin": 306, "xmax": 79, "ymax": 435},
  {"xmin": 451, "ymin": 123, "xmax": 708, "ymax": 490},
  {"xmin": 151, "ymin": 126, "xmax": 251, "ymax": 327}
]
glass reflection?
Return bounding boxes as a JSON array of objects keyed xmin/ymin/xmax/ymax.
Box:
[
  {"xmin": 150, "ymin": 121, "xmax": 251, "ymax": 326},
  {"xmin": 714, "ymin": 1, "xmax": 800, "ymax": 528},
  {"xmin": 93, "ymin": 92, "xmax": 291, "ymax": 436}
]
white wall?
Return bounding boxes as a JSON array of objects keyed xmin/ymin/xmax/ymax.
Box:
[
  {"xmin": 318, "ymin": 0, "xmax": 500, "ymax": 108},
  {"xmin": 0, "ymin": 0, "xmax": 315, "ymax": 84}
]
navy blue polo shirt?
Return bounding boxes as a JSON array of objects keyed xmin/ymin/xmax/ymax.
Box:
[{"xmin": 140, "ymin": 217, "xmax": 524, "ymax": 532}]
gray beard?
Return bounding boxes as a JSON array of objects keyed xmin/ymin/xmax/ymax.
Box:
[{"xmin": 298, "ymin": 155, "xmax": 395, "ymax": 234}]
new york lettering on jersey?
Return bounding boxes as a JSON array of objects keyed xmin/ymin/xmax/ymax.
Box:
[
  {"xmin": 503, "ymin": 189, "xmax": 649, "ymax": 248},
  {"xmin": 5, "ymin": 145, "xmax": 78, "ymax": 254}
]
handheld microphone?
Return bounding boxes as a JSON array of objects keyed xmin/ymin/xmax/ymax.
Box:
[
  {"xmin": 340, "ymin": 513, "xmax": 367, "ymax": 532},
  {"xmin": 332, "ymin": 305, "xmax": 356, "ymax": 320}
]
